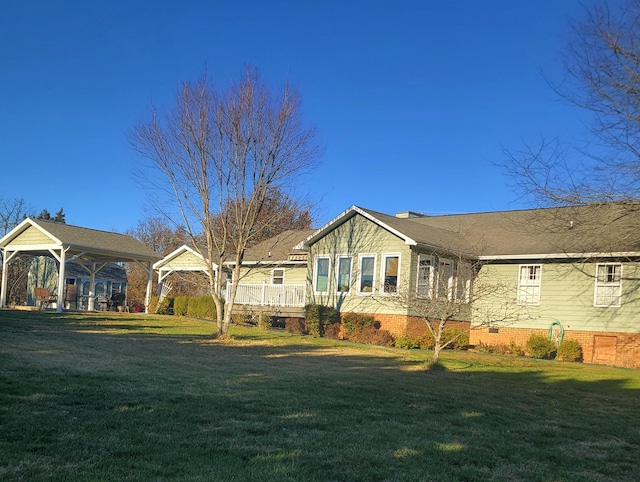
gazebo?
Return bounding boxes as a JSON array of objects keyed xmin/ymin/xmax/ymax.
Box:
[{"xmin": 0, "ymin": 218, "xmax": 160, "ymax": 312}]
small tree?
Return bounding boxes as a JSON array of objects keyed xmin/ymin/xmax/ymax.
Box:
[
  {"xmin": 388, "ymin": 254, "xmax": 525, "ymax": 364},
  {"xmin": 131, "ymin": 68, "xmax": 319, "ymax": 336}
]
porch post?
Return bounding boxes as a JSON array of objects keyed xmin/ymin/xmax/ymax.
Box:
[{"xmin": 55, "ymin": 248, "xmax": 66, "ymax": 313}]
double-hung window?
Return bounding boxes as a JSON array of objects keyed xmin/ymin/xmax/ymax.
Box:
[
  {"xmin": 436, "ymin": 259, "xmax": 453, "ymax": 300},
  {"xmin": 271, "ymin": 269, "xmax": 284, "ymax": 285},
  {"xmin": 417, "ymin": 254, "xmax": 433, "ymax": 296},
  {"xmin": 314, "ymin": 256, "xmax": 330, "ymax": 293},
  {"xmin": 336, "ymin": 256, "xmax": 352, "ymax": 293},
  {"xmin": 517, "ymin": 265, "xmax": 541, "ymax": 305},
  {"xmin": 594, "ymin": 263, "xmax": 622, "ymax": 307},
  {"xmin": 358, "ymin": 254, "xmax": 376, "ymax": 294},
  {"xmin": 382, "ymin": 254, "xmax": 400, "ymax": 294}
]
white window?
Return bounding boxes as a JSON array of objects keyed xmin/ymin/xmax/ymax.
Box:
[
  {"xmin": 314, "ymin": 256, "xmax": 330, "ymax": 293},
  {"xmin": 417, "ymin": 254, "xmax": 433, "ymax": 296},
  {"xmin": 436, "ymin": 258, "xmax": 453, "ymax": 300},
  {"xmin": 517, "ymin": 265, "xmax": 541, "ymax": 305},
  {"xmin": 357, "ymin": 254, "xmax": 376, "ymax": 294},
  {"xmin": 336, "ymin": 256, "xmax": 352, "ymax": 293},
  {"xmin": 271, "ymin": 268, "xmax": 284, "ymax": 285},
  {"xmin": 455, "ymin": 261, "xmax": 472, "ymax": 303},
  {"xmin": 594, "ymin": 263, "xmax": 622, "ymax": 307},
  {"xmin": 382, "ymin": 254, "xmax": 400, "ymax": 294}
]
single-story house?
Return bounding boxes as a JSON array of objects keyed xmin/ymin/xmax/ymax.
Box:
[
  {"xmin": 151, "ymin": 203, "xmax": 640, "ymax": 368},
  {"xmin": 297, "ymin": 203, "xmax": 640, "ymax": 368}
]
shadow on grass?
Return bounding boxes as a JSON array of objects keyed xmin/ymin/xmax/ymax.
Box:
[{"xmin": 1, "ymin": 310, "xmax": 639, "ymax": 481}]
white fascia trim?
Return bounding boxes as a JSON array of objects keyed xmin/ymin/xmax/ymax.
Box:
[
  {"xmin": 479, "ymin": 251, "xmax": 640, "ymax": 261},
  {"xmin": 0, "ymin": 217, "xmax": 62, "ymax": 247},
  {"xmin": 293, "ymin": 205, "xmax": 417, "ymax": 249},
  {"xmin": 153, "ymin": 245, "xmax": 206, "ymax": 269},
  {"xmin": 231, "ymin": 260, "xmax": 308, "ymax": 267}
]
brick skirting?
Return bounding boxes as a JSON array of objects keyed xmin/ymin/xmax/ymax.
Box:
[
  {"xmin": 470, "ymin": 326, "xmax": 640, "ymax": 369},
  {"xmin": 353, "ymin": 312, "xmax": 639, "ymax": 369}
]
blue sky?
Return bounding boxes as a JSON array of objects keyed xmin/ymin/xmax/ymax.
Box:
[{"xmin": 0, "ymin": 0, "xmax": 594, "ymax": 232}]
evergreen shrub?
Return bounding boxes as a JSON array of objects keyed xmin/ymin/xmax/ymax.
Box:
[
  {"xmin": 525, "ymin": 334, "xmax": 557, "ymax": 359},
  {"xmin": 304, "ymin": 304, "xmax": 340, "ymax": 337},
  {"xmin": 556, "ymin": 339, "xmax": 583, "ymax": 362},
  {"xmin": 173, "ymin": 296, "xmax": 188, "ymax": 316},
  {"xmin": 341, "ymin": 313, "xmax": 378, "ymax": 339}
]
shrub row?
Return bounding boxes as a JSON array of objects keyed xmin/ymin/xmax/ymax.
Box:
[
  {"xmin": 478, "ymin": 335, "xmax": 583, "ymax": 362},
  {"xmin": 285, "ymin": 305, "xmax": 469, "ymax": 352},
  {"xmin": 149, "ymin": 295, "xmax": 217, "ymax": 320}
]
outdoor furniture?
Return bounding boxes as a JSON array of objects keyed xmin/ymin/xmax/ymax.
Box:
[
  {"xmin": 64, "ymin": 284, "xmax": 78, "ymax": 309},
  {"xmin": 109, "ymin": 292, "xmax": 126, "ymax": 311},
  {"xmin": 96, "ymin": 295, "xmax": 108, "ymax": 311},
  {"xmin": 34, "ymin": 287, "xmax": 57, "ymax": 309}
]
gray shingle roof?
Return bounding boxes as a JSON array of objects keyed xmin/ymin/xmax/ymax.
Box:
[
  {"xmin": 302, "ymin": 203, "xmax": 640, "ymax": 259},
  {"xmin": 1, "ymin": 218, "xmax": 159, "ymax": 262}
]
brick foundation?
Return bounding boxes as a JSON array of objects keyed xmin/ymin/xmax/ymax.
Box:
[
  {"xmin": 470, "ymin": 326, "xmax": 640, "ymax": 369},
  {"xmin": 348, "ymin": 312, "xmax": 640, "ymax": 369}
]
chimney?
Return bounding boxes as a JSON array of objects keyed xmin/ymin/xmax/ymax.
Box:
[{"xmin": 395, "ymin": 211, "xmax": 425, "ymax": 219}]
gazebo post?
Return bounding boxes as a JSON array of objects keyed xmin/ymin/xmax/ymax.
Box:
[
  {"xmin": 145, "ymin": 261, "xmax": 153, "ymax": 314},
  {"xmin": 55, "ymin": 248, "xmax": 67, "ymax": 313},
  {"xmin": 0, "ymin": 249, "xmax": 8, "ymax": 308}
]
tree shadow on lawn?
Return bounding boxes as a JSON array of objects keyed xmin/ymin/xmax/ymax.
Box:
[{"xmin": 2, "ymin": 311, "xmax": 640, "ymax": 481}]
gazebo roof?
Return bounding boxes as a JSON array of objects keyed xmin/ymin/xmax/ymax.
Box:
[{"xmin": 0, "ymin": 218, "xmax": 159, "ymax": 263}]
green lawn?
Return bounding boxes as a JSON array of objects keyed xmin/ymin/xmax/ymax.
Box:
[{"xmin": 1, "ymin": 311, "xmax": 639, "ymax": 481}]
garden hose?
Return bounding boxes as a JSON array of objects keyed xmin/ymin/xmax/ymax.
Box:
[{"xmin": 548, "ymin": 320, "xmax": 564, "ymax": 347}]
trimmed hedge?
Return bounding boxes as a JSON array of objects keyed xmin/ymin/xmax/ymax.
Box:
[
  {"xmin": 186, "ymin": 295, "xmax": 216, "ymax": 320},
  {"xmin": 304, "ymin": 304, "xmax": 340, "ymax": 337},
  {"xmin": 341, "ymin": 313, "xmax": 378, "ymax": 339},
  {"xmin": 556, "ymin": 339, "xmax": 583, "ymax": 362},
  {"xmin": 525, "ymin": 334, "xmax": 557, "ymax": 360}
]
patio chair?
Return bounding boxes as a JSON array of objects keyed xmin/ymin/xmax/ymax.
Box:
[
  {"xmin": 34, "ymin": 287, "xmax": 57, "ymax": 310},
  {"xmin": 65, "ymin": 284, "xmax": 78, "ymax": 309}
]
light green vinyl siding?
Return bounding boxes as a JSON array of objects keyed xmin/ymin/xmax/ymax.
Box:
[
  {"xmin": 238, "ymin": 265, "xmax": 306, "ymax": 285},
  {"xmin": 307, "ymin": 214, "xmax": 411, "ymax": 315},
  {"xmin": 473, "ymin": 261, "xmax": 640, "ymax": 333},
  {"xmin": 163, "ymin": 251, "xmax": 207, "ymax": 269}
]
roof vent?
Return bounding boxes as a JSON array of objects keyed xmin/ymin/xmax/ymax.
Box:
[{"xmin": 395, "ymin": 211, "xmax": 425, "ymax": 219}]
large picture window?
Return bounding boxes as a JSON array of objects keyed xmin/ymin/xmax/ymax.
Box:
[
  {"xmin": 517, "ymin": 265, "xmax": 541, "ymax": 305},
  {"xmin": 336, "ymin": 256, "xmax": 352, "ymax": 293},
  {"xmin": 314, "ymin": 257, "xmax": 330, "ymax": 293},
  {"xmin": 358, "ymin": 254, "xmax": 376, "ymax": 294},
  {"xmin": 382, "ymin": 254, "xmax": 400, "ymax": 294},
  {"xmin": 594, "ymin": 263, "xmax": 622, "ymax": 307}
]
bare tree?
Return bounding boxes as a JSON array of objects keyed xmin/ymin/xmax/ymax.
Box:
[
  {"xmin": 130, "ymin": 68, "xmax": 319, "ymax": 336},
  {"xmin": 386, "ymin": 254, "xmax": 526, "ymax": 364},
  {"xmin": 0, "ymin": 197, "xmax": 29, "ymax": 236},
  {"xmin": 505, "ymin": 0, "xmax": 640, "ymax": 205}
]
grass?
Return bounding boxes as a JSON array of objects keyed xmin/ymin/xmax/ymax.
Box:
[{"xmin": 1, "ymin": 311, "xmax": 639, "ymax": 481}]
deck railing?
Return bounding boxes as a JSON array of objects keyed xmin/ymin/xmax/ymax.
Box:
[{"xmin": 226, "ymin": 283, "xmax": 306, "ymax": 307}]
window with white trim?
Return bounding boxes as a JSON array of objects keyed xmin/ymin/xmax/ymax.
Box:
[
  {"xmin": 517, "ymin": 265, "xmax": 541, "ymax": 305},
  {"xmin": 314, "ymin": 256, "xmax": 330, "ymax": 293},
  {"xmin": 594, "ymin": 263, "xmax": 622, "ymax": 307},
  {"xmin": 336, "ymin": 256, "xmax": 352, "ymax": 293},
  {"xmin": 455, "ymin": 261, "xmax": 472, "ymax": 303},
  {"xmin": 382, "ymin": 254, "xmax": 400, "ymax": 294},
  {"xmin": 271, "ymin": 268, "xmax": 284, "ymax": 285},
  {"xmin": 417, "ymin": 254, "xmax": 433, "ymax": 296},
  {"xmin": 435, "ymin": 258, "xmax": 453, "ymax": 300},
  {"xmin": 358, "ymin": 254, "xmax": 376, "ymax": 294}
]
